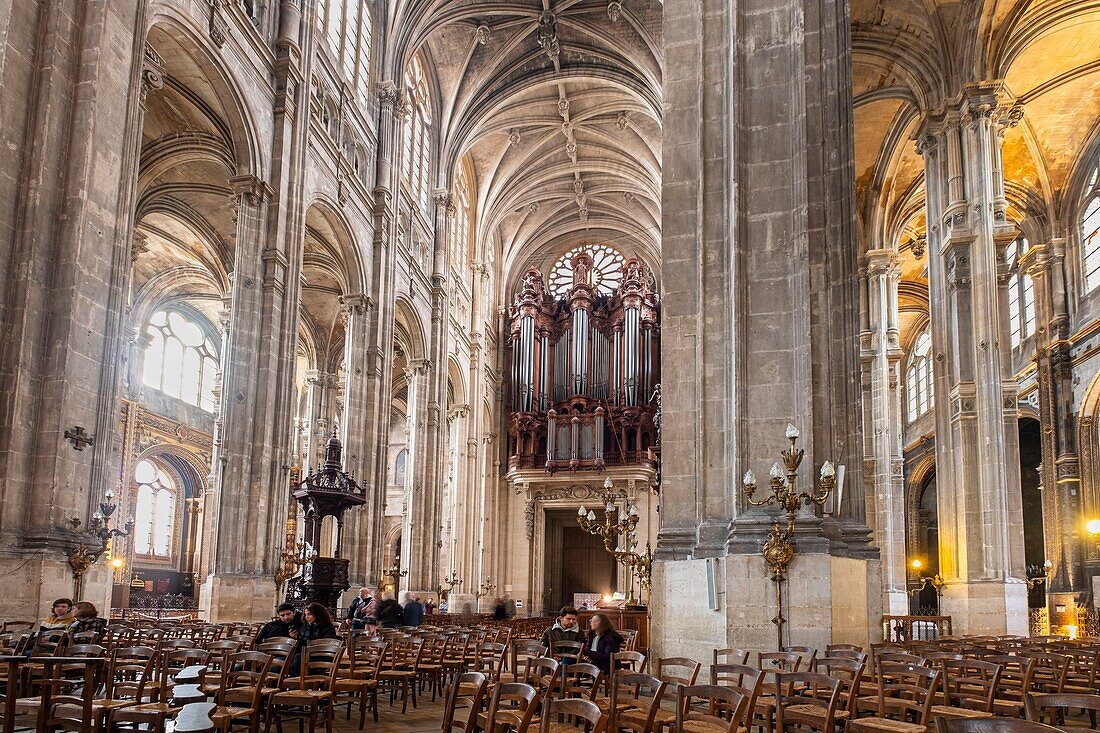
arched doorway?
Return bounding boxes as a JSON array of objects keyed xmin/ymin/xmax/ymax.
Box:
[{"xmin": 1019, "ymin": 417, "xmax": 1047, "ymax": 610}]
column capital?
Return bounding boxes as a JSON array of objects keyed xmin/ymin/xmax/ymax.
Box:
[
  {"xmin": 434, "ymin": 189, "xmax": 457, "ymax": 217},
  {"xmin": 864, "ymin": 248, "xmax": 900, "ymax": 276},
  {"xmin": 339, "ymin": 293, "xmax": 374, "ymax": 316},
  {"xmin": 228, "ymin": 175, "xmax": 273, "ymax": 206}
]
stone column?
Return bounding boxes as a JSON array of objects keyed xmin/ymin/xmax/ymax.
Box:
[
  {"xmin": 917, "ymin": 82, "xmax": 1028, "ymax": 634},
  {"xmin": 401, "ymin": 358, "xmax": 432, "ymax": 589},
  {"xmin": 860, "ymin": 249, "xmax": 909, "ymax": 614},
  {"xmin": 302, "ymin": 370, "xmax": 338, "ymax": 469},
  {"xmin": 339, "ymin": 293, "xmax": 375, "ymax": 586},
  {"xmin": 653, "ymin": 0, "xmax": 877, "ymax": 660},
  {"xmin": 1021, "ymin": 240, "xmax": 1081, "ymax": 607}
]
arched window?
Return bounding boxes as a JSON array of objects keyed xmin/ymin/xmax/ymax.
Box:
[
  {"xmin": 451, "ymin": 167, "xmax": 472, "ymax": 271},
  {"xmin": 402, "ymin": 56, "xmax": 432, "ymax": 212},
  {"xmin": 319, "ymin": 1, "xmax": 371, "ymax": 99},
  {"xmin": 548, "ymin": 244, "xmax": 625, "ymax": 298},
  {"xmin": 142, "ymin": 309, "xmax": 219, "ymax": 412},
  {"xmin": 133, "ymin": 459, "xmax": 177, "ymax": 559},
  {"xmin": 1006, "ymin": 236, "xmax": 1036, "ymax": 347},
  {"xmin": 906, "ymin": 331, "xmax": 935, "ymax": 423},
  {"xmin": 393, "ymin": 448, "xmax": 407, "ymax": 486},
  {"xmin": 1083, "ymin": 163, "xmax": 1100, "ymax": 292}
]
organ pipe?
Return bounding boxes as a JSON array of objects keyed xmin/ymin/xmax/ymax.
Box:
[{"xmin": 505, "ymin": 253, "xmax": 660, "ymax": 472}]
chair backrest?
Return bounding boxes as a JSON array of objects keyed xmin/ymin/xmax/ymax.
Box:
[
  {"xmin": 714, "ymin": 648, "xmax": 750, "ymax": 667},
  {"xmin": 611, "ymin": 650, "xmax": 647, "ymax": 674},
  {"xmin": 875, "ymin": 662, "xmax": 941, "ymax": 725},
  {"xmin": 442, "ymin": 671, "xmax": 488, "ymax": 733},
  {"xmin": 658, "ymin": 656, "xmax": 702, "ymax": 688},
  {"xmin": 934, "ymin": 716, "xmax": 1063, "ymax": 733},
  {"xmin": 812, "ymin": 657, "xmax": 865, "ymax": 714},
  {"xmin": 219, "ymin": 651, "xmax": 271, "ymax": 710},
  {"xmin": 1019, "ymin": 652, "xmax": 1070, "ymax": 693},
  {"xmin": 107, "ymin": 645, "xmax": 158, "ymax": 703},
  {"xmin": 539, "ymin": 696, "xmax": 607, "ymax": 733},
  {"xmin": 560, "ymin": 662, "xmax": 605, "ymax": 701},
  {"xmin": 610, "ymin": 672, "xmax": 667, "ymax": 731},
  {"xmin": 824, "ymin": 648, "xmax": 867, "ymax": 663},
  {"xmin": 676, "ymin": 684, "xmax": 747, "ymax": 733},
  {"xmin": 983, "ymin": 655, "xmax": 1034, "ymax": 701},
  {"xmin": 620, "ymin": 630, "xmax": 639, "ymax": 652},
  {"xmin": 782, "ymin": 646, "xmax": 818, "ymax": 668},
  {"xmin": 1024, "ymin": 692, "xmax": 1100, "ymax": 725},
  {"xmin": 485, "ymin": 682, "xmax": 540, "ymax": 733},
  {"xmin": 513, "ymin": 639, "xmax": 547, "ymax": 679},
  {"xmin": 474, "ymin": 642, "xmax": 507, "ymax": 680},
  {"xmin": 826, "ymin": 643, "xmax": 863, "ymax": 655},
  {"xmin": 758, "ymin": 651, "xmax": 802, "ymax": 672},
  {"xmin": 551, "ymin": 640, "xmax": 584, "ymax": 661},
  {"xmin": 205, "ymin": 640, "xmax": 243, "ymax": 653},
  {"xmin": 256, "ymin": 641, "xmax": 295, "ymax": 687},
  {"xmin": 350, "ymin": 638, "xmax": 387, "ymax": 679},
  {"xmin": 38, "ymin": 656, "xmax": 106, "ymax": 732},
  {"xmin": 523, "ymin": 656, "xmax": 561, "ymax": 695},
  {"xmin": 298, "ymin": 641, "xmax": 345, "ymax": 690},
  {"xmin": 165, "ymin": 639, "xmax": 198, "ymax": 649},
  {"xmin": 940, "ymin": 658, "xmax": 1002, "ymax": 713},
  {"xmin": 33, "ymin": 629, "xmax": 68, "ymax": 656}
]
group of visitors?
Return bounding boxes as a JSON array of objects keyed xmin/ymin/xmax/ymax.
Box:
[
  {"xmin": 39, "ymin": 598, "xmax": 107, "ymax": 638},
  {"xmin": 539, "ymin": 605, "xmax": 624, "ymax": 673},
  {"xmin": 343, "ymin": 588, "xmax": 435, "ymax": 633}
]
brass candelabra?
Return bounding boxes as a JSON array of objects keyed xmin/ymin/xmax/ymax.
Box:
[
  {"xmin": 439, "ymin": 570, "xmax": 462, "ymax": 597},
  {"xmin": 68, "ymin": 484, "xmax": 135, "ymax": 599},
  {"xmin": 578, "ymin": 477, "xmax": 648, "ymax": 603},
  {"xmin": 476, "ymin": 577, "xmax": 497, "ymax": 599},
  {"xmin": 740, "ymin": 424, "xmax": 836, "ymax": 649},
  {"xmin": 274, "ymin": 540, "xmax": 311, "ymax": 592}
]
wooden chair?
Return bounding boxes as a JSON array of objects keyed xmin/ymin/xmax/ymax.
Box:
[
  {"xmin": 673, "ymin": 684, "xmax": 747, "ymax": 733},
  {"xmin": 110, "ymin": 648, "xmax": 211, "ymax": 732},
  {"xmin": 710, "ymin": 664, "xmax": 763, "ymax": 725},
  {"xmin": 658, "ymin": 658, "xmax": 702, "ymax": 690},
  {"xmin": 480, "ymin": 681, "xmax": 541, "ymax": 733},
  {"xmin": 523, "ymin": 657, "xmax": 562, "ymax": 697},
  {"xmin": 29, "ymin": 656, "xmax": 105, "ymax": 733},
  {"xmin": 983, "ymin": 655, "xmax": 1034, "ymax": 717},
  {"xmin": 1024, "ymin": 692, "xmax": 1100, "ymax": 732},
  {"xmin": 334, "ymin": 637, "xmax": 385, "ymax": 728},
  {"xmin": 265, "ymin": 643, "xmax": 343, "ymax": 733},
  {"xmin": 622, "ymin": 631, "xmax": 640, "ymax": 653},
  {"xmin": 515, "ymin": 640, "xmax": 549, "ymax": 681},
  {"xmin": 541, "ymin": 696, "xmax": 607, "ymax": 733},
  {"xmin": 553, "ymin": 642, "xmax": 586, "ymax": 665},
  {"xmin": 83, "ymin": 645, "xmax": 158, "ymax": 729},
  {"xmin": 713, "ymin": 649, "xmax": 750, "ymax": 669},
  {"xmin": 378, "ymin": 636, "xmax": 422, "ymax": 712},
  {"xmin": 848, "ymin": 662, "xmax": 941, "ymax": 733},
  {"xmin": 825, "ymin": 644, "xmax": 863, "ymax": 655},
  {"xmin": 442, "ymin": 671, "xmax": 488, "ymax": 733},
  {"xmin": 932, "ymin": 659, "xmax": 1002, "ymax": 720},
  {"xmin": 811, "ymin": 657, "xmax": 864, "ymax": 722},
  {"xmin": 934, "ymin": 717, "xmax": 1063, "ymax": 733},
  {"xmin": 613, "ymin": 651, "xmax": 649, "ymax": 675},
  {"xmin": 773, "ymin": 672, "xmax": 841, "ymax": 733},
  {"xmin": 561, "ymin": 663, "xmax": 605, "ymax": 702},
  {"xmin": 1056, "ymin": 650, "xmax": 1095, "ymax": 695},
  {"xmin": 211, "ymin": 651, "xmax": 271, "ymax": 733},
  {"xmin": 475, "ymin": 642, "xmax": 509, "ymax": 683},
  {"xmin": 610, "ymin": 672, "xmax": 668, "ymax": 733},
  {"xmin": 1019, "ymin": 653, "xmax": 1069, "ymax": 694},
  {"xmin": 780, "ymin": 647, "xmax": 817, "ymax": 668}
]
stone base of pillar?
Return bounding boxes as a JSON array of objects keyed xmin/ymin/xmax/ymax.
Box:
[
  {"xmin": 650, "ymin": 553, "xmax": 882, "ymax": 660},
  {"xmin": 447, "ymin": 593, "xmax": 478, "ymax": 615},
  {"xmin": 198, "ymin": 574, "xmax": 279, "ymax": 623},
  {"xmin": 0, "ymin": 556, "xmax": 113, "ymax": 620},
  {"xmin": 939, "ymin": 580, "xmax": 1028, "ymax": 636}
]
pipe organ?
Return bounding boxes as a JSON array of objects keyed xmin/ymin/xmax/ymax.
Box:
[{"xmin": 506, "ymin": 252, "xmax": 660, "ymax": 472}]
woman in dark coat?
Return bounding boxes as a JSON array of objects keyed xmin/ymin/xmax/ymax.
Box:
[
  {"xmin": 289, "ymin": 603, "xmax": 337, "ymax": 675},
  {"xmin": 581, "ymin": 612, "xmax": 624, "ymax": 674}
]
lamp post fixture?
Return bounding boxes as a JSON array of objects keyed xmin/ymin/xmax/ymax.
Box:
[
  {"xmin": 578, "ymin": 477, "xmax": 649, "ymax": 603},
  {"xmin": 440, "ymin": 570, "xmax": 462, "ymax": 592},
  {"xmin": 68, "ymin": 483, "xmax": 135, "ymax": 599},
  {"xmin": 1025, "ymin": 559, "xmax": 1055, "ymax": 591},
  {"xmin": 476, "ymin": 577, "xmax": 497, "ymax": 599},
  {"xmin": 739, "ymin": 423, "xmax": 836, "ymax": 649}
]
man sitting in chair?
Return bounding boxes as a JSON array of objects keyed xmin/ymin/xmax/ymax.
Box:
[{"xmin": 540, "ymin": 606, "xmax": 584, "ymax": 661}]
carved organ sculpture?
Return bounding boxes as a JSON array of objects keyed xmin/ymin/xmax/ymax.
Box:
[{"xmin": 507, "ymin": 249, "xmax": 660, "ymax": 472}]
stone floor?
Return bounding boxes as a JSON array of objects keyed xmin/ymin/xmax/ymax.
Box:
[{"xmin": 332, "ymin": 693, "xmax": 448, "ymax": 732}]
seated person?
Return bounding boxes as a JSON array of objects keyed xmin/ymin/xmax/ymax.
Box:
[
  {"xmin": 256, "ymin": 602, "xmax": 302, "ymax": 644},
  {"xmin": 540, "ymin": 606, "xmax": 584, "ymax": 657},
  {"xmin": 65, "ymin": 601, "xmax": 107, "ymax": 639},
  {"xmin": 581, "ymin": 613, "xmax": 623, "ymax": 674},
  {"xmin": 39, "ymin": 598, "xmax": 75, "ymax": 632},
  {"xmin": 288, "ymin": 603, "xmax": 337, "ymax": 676}
]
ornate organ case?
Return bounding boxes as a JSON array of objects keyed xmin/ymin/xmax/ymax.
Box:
[{"xmin": 506, "ymin": 252, "xmax": 660, "ymax": 472}]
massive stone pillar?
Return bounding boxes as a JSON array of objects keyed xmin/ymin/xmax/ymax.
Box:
[
  {"xmin": 1021, "ymin": 239, "xmax": 1082, "ymax": 616},
  {"xmin": 0, "ymin": 1, "xmax": 144, "ymax": 618},
  {"xmin": 340, "ymin": 293, "xmax": 377, "ymax": 587},
  {"xmin": 860, "ymin": 250, "xmax": 909, "ymax": 614},
  {"xmin": 653, "ymin": 0, "xmax": 877, "ymax": 659},
  {"xmin": 401, "ymin": 358, "xmax": 433, "ymax": 591},
  {"xmin": 916, "ymin": 83, "xmax": 1028, "ymax": 634}
]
